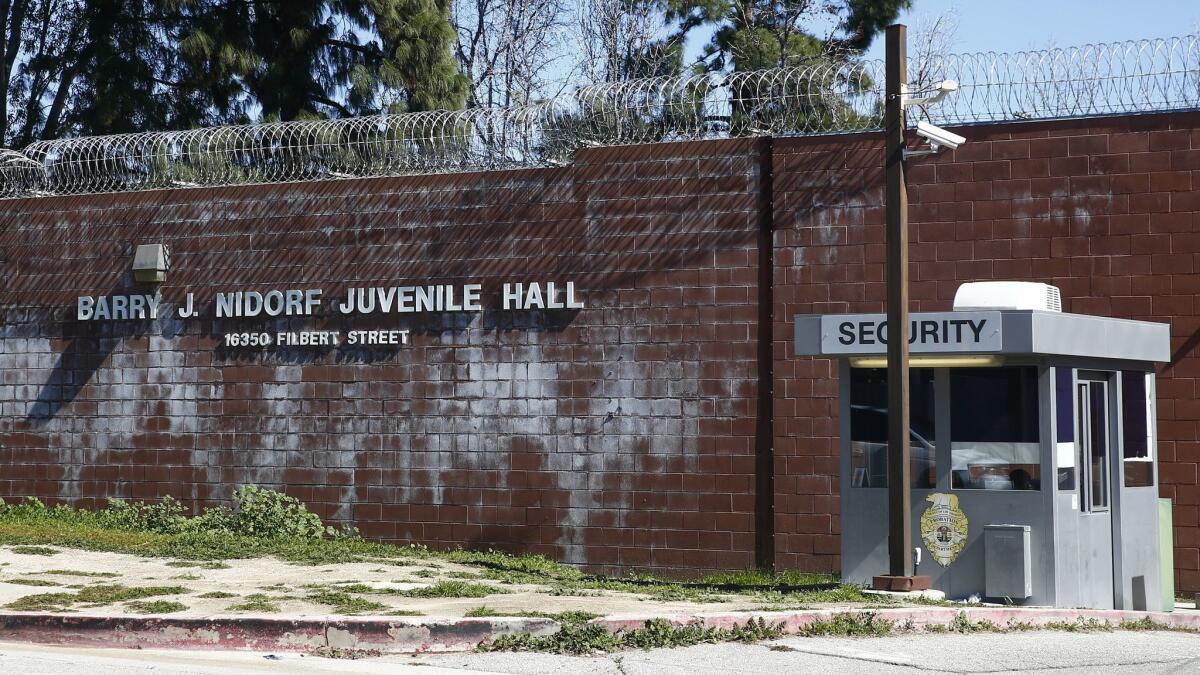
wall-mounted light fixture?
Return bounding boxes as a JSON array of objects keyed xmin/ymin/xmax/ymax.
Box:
[
  {"xmin": 849, "ymin": 355, "xmax": 1003, "ymax": 369},
  {"xmin": 132, "ymin": 243, "xmax": 170, "ymax": 283}
]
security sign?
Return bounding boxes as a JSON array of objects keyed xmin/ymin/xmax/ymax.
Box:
[{"xmin": 920, "ymin": 493, "xmax": 968, "ymax": 567}]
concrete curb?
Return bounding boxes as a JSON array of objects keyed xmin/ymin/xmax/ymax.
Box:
[
  {"xmin": 1, "ymin": 607, "xmax": 1196, "ymax": 654},
  {"xmin": 594, "ymin": 606, "xmax": 1200, "ymax": 633},
  {"xmin": 0, "ymin": 613, "xmax": 559, "ymax": 653}
]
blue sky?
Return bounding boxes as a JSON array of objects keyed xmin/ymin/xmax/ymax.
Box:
[
  {"xmin": 863, "ymin": 0, "xmax": 1200, "ymax": 59},
  {"xmin": 679, "ymin": 0, "xmax": 1200, "ymax": 66}
]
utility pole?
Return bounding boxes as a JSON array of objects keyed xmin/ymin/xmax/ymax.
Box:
[{"xmin": 876, "ymin": 22, "xmax": 930, "ymax": 592}]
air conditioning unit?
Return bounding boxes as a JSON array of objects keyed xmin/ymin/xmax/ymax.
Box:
[{"xmin": 952, "ymin": 282, "xmax": 1062, "ymax": 312}]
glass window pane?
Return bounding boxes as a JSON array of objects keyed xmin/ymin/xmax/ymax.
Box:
[
  {"xmin": 1122, "ymin": 371, "xmax": 1154, "ymax": 488},
  {"xmin": 1088, "ymin": 384, "xmax": 1109, "ymax": 508},
  {"xmin": 950, "ymin": 367, "xmax": 1041, "ymax": 491},
  {"xmin": 849, "ymin": 368, "xmax": 936, "ymax": 488},
  {"xmin": 1055, "ymin": 367, "xmax": 1076, "ymax": 491}
]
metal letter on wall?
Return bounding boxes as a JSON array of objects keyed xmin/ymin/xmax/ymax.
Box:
[{"xmin": 920, "ymin": 493, "xmax": 969, "ymax": 567}]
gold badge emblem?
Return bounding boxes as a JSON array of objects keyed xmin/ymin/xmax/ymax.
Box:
[{"xmin": 920, "ymin": 493, "xmax": 968, "ymax": 566}]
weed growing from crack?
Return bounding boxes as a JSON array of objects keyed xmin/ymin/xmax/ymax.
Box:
[
  {"xmin": 125, "ymin": 600, "xmax": 187, "ymax": 614},
  {"xmin": 10, "ymin": 546, "xmax": 57, "ymax": 555},
  {"xmin": 166, "ymin": 561, "xmax": 230, "ymax": 569},
  {"xmin": 228, "ymin": 593, "xmax": 280, "ymax": 612},
  {"xmin": 800, "ymin": 612, "xmax": 895, "ymax": 637},
  {"xmin": 481, "ymin": 617, "xmax": 783, "ymax": 655},
  {"xmin": 41, "ymin": 570, "xmax": 120, "ymax": 578},
  {"xmin": 4, "ymin": 592, "xmax": 76, "ymax": 611},
  {"xmin": 4, "ymin": 578, "xmax": 61, "ymax": 586},
  {"xmin": 402, "ymin": 581, "xmax": 505, "ymax": 598},
  {"xmin": 305, "ymin": 589, "xmax": 390, "ymax": 615}
]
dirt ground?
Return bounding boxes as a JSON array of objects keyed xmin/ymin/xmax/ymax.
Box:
[{"xmin": 0, "ymin": 544, "xmax": 877, "ymax": 619}]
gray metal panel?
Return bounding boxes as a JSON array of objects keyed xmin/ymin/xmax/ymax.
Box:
[
  {"xmin": 795, "ymin": 315, "xmax": 823, "ymax": 356},
  {"xmin": 985, "ymin": 525, "xmax": 1033, "ymax": 599},
  {"xmin": 1030, "ymin": 312, "xmax": 1170, "ymax": 363}
]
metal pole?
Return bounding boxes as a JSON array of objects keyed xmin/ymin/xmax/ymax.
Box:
[{"xmin": 885, "ymin": 23, "xmax": 913, "ymax": 580}]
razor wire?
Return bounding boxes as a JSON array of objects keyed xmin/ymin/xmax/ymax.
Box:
[{"xmin": 1, "ymin": 33, "xmax": 1198, "ymax": 198}]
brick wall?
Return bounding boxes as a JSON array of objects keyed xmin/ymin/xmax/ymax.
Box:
[
  {"xmin": 0, "ymin": 139, "xmax": 768, "ymax": 575},
  {"xmin": 3, "ymin": 111, "xmax": 1200, "ymax": 587},
  {"xmin": 772, "ymin": 112, "xmax": 1200, "ymax": 591}
]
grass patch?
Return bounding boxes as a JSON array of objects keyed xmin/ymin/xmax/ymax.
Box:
[
  {"xmin": 695, "ymin": 570, "xmax": 840, "ymax": 587},
  {"xmin": 481, "ymin": 617, "xmax": 782, "ymax": 655},
  {"xmin": 171, "ymin": 573, "xmax": 201, "ymax": 580},
  {"xmin": 228, "ymin": 593, "xmax": 280, "ymax": 612},
  {"xmin": 125, "ymin": 600, "xmax": 187, "ymax": 614},
  {"xmin": 517, "ymin": 610, "xmax": 604, "ymax": 624},
  {"xmin": 4, "ymin": 578, "xmax": 61, "ymax": 586},
  {"xmin": 306, "ymin": 589, "xmax": 390, "ymax": 615},
  {"xmin": 412, "ymin": 569, "xmax": 436, "ymax": 578},
  {"xmin": 41, "ymin": 569, "xmax": 120, "ymax": 578},
  {"xmin": 9, "ymin": 545, "xmax": 57, "ymax": 555},
  {"xmin": 166, "ymin": 561, "xmax": 231, "ymax": 569},
  {"xmin": 76, "ymin": 584, "xmax": 189, "ymax": 604},
  {"xmin": 197, "ymin": 591, "xmax": 236, "ymax": 599},
  {"xmin": 800, "ymin": 612, "xmax": 895, "ymax": 637},
  {"xmin": 464, "ymin": 607, "xmax": 602, "ymax": 622},
  {"xmin": 3, "ymin": 584, "xmax": 187, "ymax": 611},
  {"xmin": 4, "ymin": 592, "xmax": 76, "ymax": 611},
  {"xmin": 402, "ymin": 581, "xmax": 505, "ymax": 598}
]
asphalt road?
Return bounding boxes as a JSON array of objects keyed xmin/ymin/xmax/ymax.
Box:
[{"xmin": 3, "ymin": 630, "xmax": 1200, "ymax": 674}]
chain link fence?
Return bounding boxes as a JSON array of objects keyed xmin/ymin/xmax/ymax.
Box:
[{"xmin": 1, "ymin": 34, "xmax": 1197, "ymax": 198}]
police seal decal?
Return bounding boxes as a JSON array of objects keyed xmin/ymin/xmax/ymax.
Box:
[{"xmin": 920, "ymin": 493, "xmax": 968, "ymax": 567}]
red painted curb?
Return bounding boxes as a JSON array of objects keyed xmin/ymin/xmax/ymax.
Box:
[
  {"xmin": 0, "ymin": 607, "xmax": 1195, "ymax": 654},
  {"xmin": 594, "ymin": 606, "xmax": 1200, "ymax": 633},
  {"xmin": 0, "ymin": 613, "xmax": 559, "ymax": 653}
]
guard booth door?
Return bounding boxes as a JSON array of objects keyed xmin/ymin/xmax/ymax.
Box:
[{"xmin": 1076, "ymin": 375, "xmax": 1115, "ymax": 609}]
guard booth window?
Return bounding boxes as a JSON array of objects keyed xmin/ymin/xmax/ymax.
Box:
[
  {"xmin": 951, "ymin": 367, "xmax": 1041, "ymax": 490},
  {"xmin": 849, "ymin": 368, "xmax": 936, "ymax": 488},
  {"xmin": 1122, "ymin": 371, "xmax": 1155, "ymax": 487}
]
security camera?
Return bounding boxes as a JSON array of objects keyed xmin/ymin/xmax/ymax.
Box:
[
  {"xmin": 914, "ymin": 121, "xmax": 966, "ymax": 151},
  {"xmin": 902, "ymin": 79, "xmax": 958, "ymax": 107}
]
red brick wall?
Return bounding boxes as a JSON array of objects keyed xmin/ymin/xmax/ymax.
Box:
[
  {"xmin": 772, "ymin": 112, "xmax": 1200, "ymax": 591},
  {"xmin": 0, "ymin": 139, "xmax": 768, "ymax": 575},
  {"xmin": 3, "ymin": 111, "xmax": 1200, "ymax": 587}
]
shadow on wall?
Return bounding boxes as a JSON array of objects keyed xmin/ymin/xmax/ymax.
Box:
[{"xmin": 25, "ymin": 272, "xmax": 155, "ymax": 427}]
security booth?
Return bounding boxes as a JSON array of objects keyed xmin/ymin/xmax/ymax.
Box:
[{"xmin": 794, "ymin": 282, "xmax": 1171, "ymax": 610}]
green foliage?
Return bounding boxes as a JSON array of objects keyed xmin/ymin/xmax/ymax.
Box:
[
  {"xmin": 464, "ymin": 606, "xmax": 500, "ymax": 617},
  {"xmin": 76, "ymin": 585, "xmax": 189, "ymax": 604},
  {"xmin": 481, "ymin": 617, "xmax": 784, "ymax": 655},
  {"xmin": 402, "ymin": 581, "xmax": 505, "ymax": 598},
  {"xmin": 41, "ymin": 570, "xmax": 121, "ymax": 578},
  {"xmin": 166, "ymin": 561, "xmax": 230, "ymax": 569},
  {"xmin": 305, "ymin": 589, "xmax": 390, "ymax": 614},
  {"xmin": 197, "ymin": 591, "xmax": 236, "ymax": 599},
  {"xmin": 3, "ymin": 584, "xmax": 186, "ymax": 612},
  {"xmin": 10, "ymin": 545, "xmax": 58, "ymax": 555},
  {"xmin": 4, "ymin": 578, "xmax": 61, "ymax": 586},
  {"xmin": 228, "ymin": 593, "xmax": 281, "ymax": 612},
  {"xmin": 666, "ymin": 0, "xmax": 910, "ymax": 72},
  {"xmin": 800, "ymin": 612, "xmax": 894, "ymax": 637},
  {"xmin": 0, "ymin": 0, "xmax": 468, "ymax": 145},
  {"xmin": 125, "ymin": 600, "xmax": 188, "ymax": 614},
  {"xmin": 4, "ymin": 592, "xmax": 77, "ymax": 611}
]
